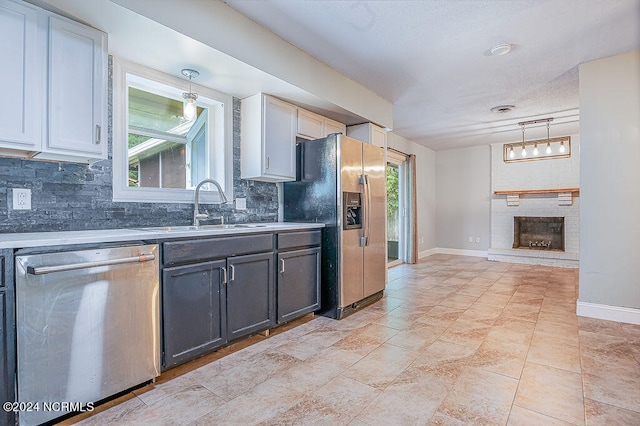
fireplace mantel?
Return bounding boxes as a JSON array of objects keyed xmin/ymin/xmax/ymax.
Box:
[{"xmin": 493, "ymin": 188, "xmax": 580, "ymax": 195}]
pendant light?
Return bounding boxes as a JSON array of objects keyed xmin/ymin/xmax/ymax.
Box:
[
  {"xmin": 520, "ymin": 124, "xmax": 527, "ymax": 157},
  {"xmin": 559, "ymin": 140, "xmax": 566, "ymax": 153},
  {"xmin": 533, "ymin": 142, "xmax": 539, "ymax": 156},
  {"xmin": 181, "ymin": 68, "xmax": 199, "ymax": 121}
]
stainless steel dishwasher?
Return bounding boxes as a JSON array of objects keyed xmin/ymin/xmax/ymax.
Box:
[{"xmin": 15, "ymin": 244, "xmax": 160, "ymax": 426}]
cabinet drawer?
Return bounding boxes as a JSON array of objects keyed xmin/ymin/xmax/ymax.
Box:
[
  {"xmin": 163, "ymin": 234, "xmax": 273, "ymax": 265},
  {"xmin": 277, "ymin": 230, "xmax": 321, "ymax": 251}
]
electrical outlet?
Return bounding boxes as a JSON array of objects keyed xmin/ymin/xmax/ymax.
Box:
[
  {"xmin": 12, "ymin": 188, "xmax": 32, "ymax": 210},
  {"xmin": 419, "ymin": 236, "xmax": 424, "ymax": 244},
  {"xmin": 235, "ymin": 197, "xmax": 247, "ymax": 210},
  {"xmin": 468, "ymin": 236, "xmax": 473, "ymax": 243},
  {"xmin": 475, "ymin": 237, "xmax": 481, "ymax": 243}
]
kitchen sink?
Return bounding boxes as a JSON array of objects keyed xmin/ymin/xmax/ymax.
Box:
[{"xmin": 136, "ymin": 224, "xmax": 268, "ymax": 232}]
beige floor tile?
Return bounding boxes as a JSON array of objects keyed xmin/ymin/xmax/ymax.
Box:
[
  {"xmin": 143, "ymin": 384, "xmax": 224, "ymax": 425},
  {"xmin": 469, "ymin": 334, "xmax": 528, "ymax": 379},
  {"xmin": 527, "ymin": 332, "xmax": 582, "ymax": 373},
  {"xmin": 436, "ymin": 366, "xmax": 518, "ymax": 425},
  {"xmin": 275, "ymin": 326, "xmax": 348, "ymax": 359},
  {"xmin": 257, "ymin": 395, "xmax": 353, "ymax": 425},
  {"xmin": 580, "ymin": 356, "xmax": 640, "ymax": 412},
  {"xmin": 439, "ymin": 318, "xmax": 493, "ymax": 349},
  {"xmin": 355, "ymin": 368, "xmax": 447, "ymax": 425},
  {"xmin": 501, "ymin": 302, "xmax": 541, "ymax": 322},
  {"xmin": 386, "ymin": 323, "xmax": 442, "ymax": 352},
  {"xmin": 343, "ymin": 342, "xmax": 420, "ymax": 389},
  {"xmin": 410, "ymin": 339, "xmax": 477, "ymax": 385},
  {"xmin": 584, "ymin": 398, "xmax": 640, "ymax": 425},
  {"xmin": 199, "ymin": 349, "xmax": 300, "ymax": 400},
  {"xmin": 507, "ymin": 404, "xmax": 574, "ymax": 425},
  {"xmin": 514, "ymin": 362, "xmax": 585, "ymax": 425},
  {"xmin": 332, "ymin": 322, "xmax": 398, "ymax": 356},
  {"xmin": 314, "ymin": 375, "xmax": 380, "ymax": 418},
  {"xmin": 415, "ymin": 305, "xmax": 464, "ymax": 330},
  {"xmin": 439, "ymin": 293, "xmax": 478, "ymax": 310},
  {"xmin": 74, "ymin": 396, "xmax": 148, "ymax": 426}
]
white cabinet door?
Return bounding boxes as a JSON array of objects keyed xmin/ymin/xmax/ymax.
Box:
[
  {"xmin": 46, "ymin": 15, "xmax": 107, "ymax": 159},
  {"xmin": 347, "ymin": 122, "xmax": 387, "ymax": 149},
  {"xmin": 324, "ymin": 118, "xmax": 346, "ymax": 137},
  {"xmin": 370, "ymin": 124, "xmax": 387, "ymax": 149},
  {"xmin": 241, "ymin": 93, "xmax": 296, "ymax": 182},
  {"xmin": 263, "ymin": 96, "xmax": 297, "ymax": 180},
  {"xmin": 0, "ymin": 0, "xmax": 40, "ymax": 151},
  {"xmin": 297, "ymin": 108, "xmax": 323, "ymax": 140}
]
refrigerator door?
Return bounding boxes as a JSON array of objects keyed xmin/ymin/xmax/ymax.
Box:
[
  {"xmin": 339, "ymin": 136, "xmax": 365, "ymax": 307},
  {"xmin": 362, "ymin": 142, "xmax": 387, "ymax": 297}
]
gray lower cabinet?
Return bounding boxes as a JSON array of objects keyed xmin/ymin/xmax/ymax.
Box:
[
  {"xmin": 1, "ymin": 250, "xmax": 16, "ymax": 426},
  {"xmin": 162, "ymin": 260, "xmax": 227, "ymax": 369},
  {"xmin": 276, "ymin": 231, "xmax": 321, "ymax": 324},
  {"xmin": 161, "ymin": 234, "xmax": 275, "ymax": 369},
  {"xmin": 227, "ymin": 252, "xmax": 275, "ymax": 341},
  {"xmin": 277, "ymin": 247, "xmax": 321, "ymax": 323}
]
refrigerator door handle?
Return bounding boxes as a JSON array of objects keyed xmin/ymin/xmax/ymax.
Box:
[{"xmin": 364, "ymin": 174, "xmax": 371, "ymax": 246}]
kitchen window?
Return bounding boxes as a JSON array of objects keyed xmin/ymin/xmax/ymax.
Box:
[{"xmin": 112, "ymin": 59, "xmax": 232, "ymax": 203}]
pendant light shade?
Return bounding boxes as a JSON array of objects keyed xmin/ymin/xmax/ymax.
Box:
[{"xmin": 181, "ymin": 68, "xmax": 199, "ymax": 121}]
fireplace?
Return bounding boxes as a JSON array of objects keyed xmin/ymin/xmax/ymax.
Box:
[{"xmin": 513, "ymin": 216, "xmax": 564, "ymax": 251}]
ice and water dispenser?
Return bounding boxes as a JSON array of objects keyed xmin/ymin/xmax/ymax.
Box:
[{"xmin": 343, "ymin": 192, "xmax": 362, "ymax": 229}]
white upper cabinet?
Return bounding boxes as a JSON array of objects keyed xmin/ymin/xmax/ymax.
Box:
[
  {"xmin": 0, "ymin": 0, "xmax": 40, "ymax": 152},
  {"xmin": 324, "ymin": 118, "xmax": 347, "ymax": 137},
  {"xmin": 296, "ymin": 107, "xmax": 346, "ymax": 140},
  {"xmin": 297, "ymin": 108, "xmax": 323, "ymax": 140},
  {"xmin": 241, "ymin": 93, "xmax": 297, "ymax": 182},
  {"xmin": 347, "ymin": 122, "xmax": 387, "ymax": 149},
  {"xmin": 0, "ymin": 0, "xmax": 107, "ymax": 162},
  {"xmin": 44, "ymin": 15, "xmax": 107, "ymax": 160}
]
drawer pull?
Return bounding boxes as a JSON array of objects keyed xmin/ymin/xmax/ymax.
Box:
[
  {"xmin": 221, "ymin": 267, "xmax": 227, "ymax": 284},
  {"xmin": 229, "ymin": 264, "xmax": 235, "ymax": 282},
  {"xmin": 280, "ymin": 259, "xmax": 285, "ymax": 273}
]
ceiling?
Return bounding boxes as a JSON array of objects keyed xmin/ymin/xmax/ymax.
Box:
[{"xmin": 224, "ymin": 0, "xmax": 640, "ymax": 150}]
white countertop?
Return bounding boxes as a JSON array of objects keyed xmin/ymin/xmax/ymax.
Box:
[{"xmin": 0, "ymin": 222, "xmax": 324, "ymax": 249}]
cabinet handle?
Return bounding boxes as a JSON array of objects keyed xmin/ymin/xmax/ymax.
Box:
[
  {"xmin": 229, "ymin": 264, "xmax": 235, "ymax": 282},
  {"xmin": 280, "ymin": 258, "xmax": 285, "ymax": 273},
  {"xmin": 266, "ymin": 156, "xmax": 270, "ymax": 169},
  {"xmin": 221, "ymin": 267, "xmax": 227, "ymax": 284},
  {"xmin": 96, "ymin": 125, "xmax": 101, "ymax": 145}
]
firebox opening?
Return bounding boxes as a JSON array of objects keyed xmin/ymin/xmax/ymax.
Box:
[{"xmin": 513, "ymin": 216, "xmax": 565, "ymax": 251}]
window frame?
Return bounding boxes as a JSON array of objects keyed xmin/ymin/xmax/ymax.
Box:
[{"xmin": 112, "ymin": 58, "xmax": 233, "ymax": 203}]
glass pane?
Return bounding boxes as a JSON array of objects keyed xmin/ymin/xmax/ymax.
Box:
[
  {"xmin": 128, "ymin": 87, "xmax": 202, "ymax": 136},
  {"xmin": 127, "ymin": 85, "xmax": 209, "ymax": 191},
  {"xmin": 387, "ymin": 163, "xmax": 400, "ymax": 263},
  {"xmin": 128, "ymin": 133, "xmax": 186, "ymax": 188}
]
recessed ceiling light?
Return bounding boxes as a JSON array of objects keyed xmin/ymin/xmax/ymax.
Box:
[
  {"xmin": 490, "ymin": 43, "xmax": 512, "ymax": 56},
  {"xmin": 491, "ymin": 105, "xmax": 515, "ymax": 113}
]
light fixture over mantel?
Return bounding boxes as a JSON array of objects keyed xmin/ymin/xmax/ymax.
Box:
[{"xmin": 504, "ymin": 117, "xmax": 571, "ymax": 163}]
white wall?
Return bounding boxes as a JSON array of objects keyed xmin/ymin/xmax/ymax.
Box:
[
  {"xmin": 435, "ymin": 145, "xmax": 491, "ymax": 251},
  {"xmin": 387, "ymin": 132, "xmax": 437, "ymax": 255},
  {"xmin": 578, "ymin": 51, "xmax": 640, "ymax": 318}
]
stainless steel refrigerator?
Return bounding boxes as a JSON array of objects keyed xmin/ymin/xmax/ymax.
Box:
[{"xmin": 283, "ymin": 134, "xmax": 386, "ymax": 319}]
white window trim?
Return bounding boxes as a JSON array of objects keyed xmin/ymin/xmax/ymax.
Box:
[{"xmin": 112, "ymin": 57, "xmax": 233, "ymax": 203}]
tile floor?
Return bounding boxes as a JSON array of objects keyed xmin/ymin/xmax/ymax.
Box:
[{"xmin": 65, "ymin": 254, "xmax": 640, "ymax": 425}]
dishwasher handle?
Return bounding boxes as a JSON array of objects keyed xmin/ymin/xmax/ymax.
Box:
[{"xmin": 26, "ymin": 254, "xmax": 156, "ymax": 275}]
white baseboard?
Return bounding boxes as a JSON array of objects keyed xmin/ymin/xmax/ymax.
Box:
[
  {"xmin": 577, "ymin": 301, "xmax": 640, "ymax": 325},
  {"xmin": 419, "ymin": 247, "xmax": 487, "ymax": 259}
]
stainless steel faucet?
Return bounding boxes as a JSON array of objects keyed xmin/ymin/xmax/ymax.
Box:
[{"xmin": 193, "ymin": 179, "xmax": 228, "ymax": 226}]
